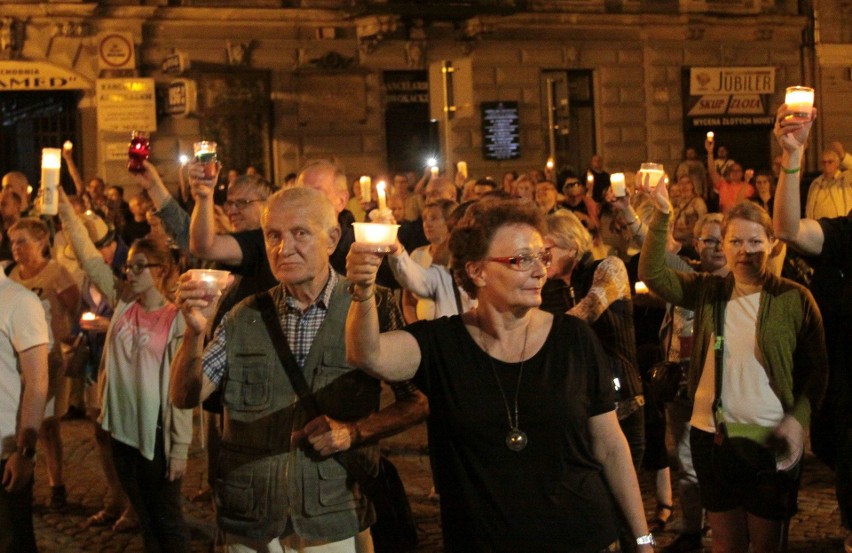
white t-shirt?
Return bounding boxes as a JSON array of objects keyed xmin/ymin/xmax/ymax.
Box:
[
  {"xmin": 0, "ymin": 271, "xmax": 50, "ymax": 457},
  {"xmin": 690, "ymin": 292, "xmax": 785, "ymax": 433}
]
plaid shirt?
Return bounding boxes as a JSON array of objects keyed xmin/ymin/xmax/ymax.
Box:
[{"xmin": 202, "ymin": 269, "xmax": 339, "ymax": 387}]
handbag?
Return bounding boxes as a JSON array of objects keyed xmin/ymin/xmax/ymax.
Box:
[
  {"xmin": 647, "ymin": 318, "xmax": 684, "ymax": 402},
  {"xmin": 256, "ymin": 291, "xmax": 418, "ymax": 553},
  {"xmin": 61, "ymin": 333, "xmax": 90, "ymax": 379}
]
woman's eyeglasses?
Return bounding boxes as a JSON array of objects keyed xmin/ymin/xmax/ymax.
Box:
[
  {"xmin": 123, "ymin": 263, "xmax": 162, "ymax": 275},
  {"xmin": 486, "ymin": 250, "xmax": 553, "ymax": 271}
]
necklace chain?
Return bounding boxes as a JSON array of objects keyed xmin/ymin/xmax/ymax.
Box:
[{"xmin": 478, "ymin": 313, "xmax": 530, "ymax": 451}]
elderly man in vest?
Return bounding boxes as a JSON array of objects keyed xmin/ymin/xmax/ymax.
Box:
[{"xmin": 171, "ymin": 186, "xmax": 426, "ymax": 553}]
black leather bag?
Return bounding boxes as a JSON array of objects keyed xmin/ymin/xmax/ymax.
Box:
[
  {"xmin": 648, "ymin": 361, "xmax": 683, "ymax": 403},
  {"xmin": 362, "ymin": 457, "xmax": 418, "ymax": 553},
  {"xmin": 61, "ymin": 333, "xmax": 90, "ymax": 379}
]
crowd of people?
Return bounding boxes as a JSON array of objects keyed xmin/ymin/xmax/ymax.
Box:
[{"xmin": 0, "ymin": 99, "xmax": 849, "ymax": 553}]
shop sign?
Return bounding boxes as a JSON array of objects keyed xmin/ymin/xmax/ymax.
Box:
[
  {"xmin": 165, "ymin": 78, "xmax": 197, "ymax": 117},
  {"xmin": 384, "ymin": 71, "xmax": 429, "ymax": 104},
  {"xmin": 685, "ymin": 67, "xmax": 776, "ymax": 128},
  {"xmin": 96, "ymin": 78, "xmax": 157, "ymax": 132},
  {"xmin": 0, "ymin": 61, "xmax": 89, "ymax": 90},
  {"xmin": 162, "ymin": 52, "xmax": 190, "ymax": 75}
]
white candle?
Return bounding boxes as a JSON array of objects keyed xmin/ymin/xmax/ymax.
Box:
[
  {"xmin": 639, "ymin": 162, "xmax": 665, "ymax": 188},
  {"xmin": 430, "ymin": 166, "xmax": 439, "ymax": 177},
  {"xmin": 359, "ymin": 176, "xmax": 372, "ymax": 202},
  {"xmin": 586, "ymin": 171, "xmax": 594, "ymax": 186},
  {"xmin": 352, "ymin": 222, "xmax": 400, "ymax": 246},
  {"xmin": 546, "ymin": 157, "xmax": 555, "ymax": 170},
  {"xmin": 376, "ymin": 180, "xmax": 387, "ymax": 212},
  {"xmin": 785, "ymin": 86, "xmax": 814, "ymax": 119},
  {"xmin": 635, "ymin": 281, "xmax": 649, "ymax": 295},
  {"xmin": 63, "ymin": 140, "xmax": 73, "ymax": 151},
  {"xmin": 179, "ymin": 154, "xmax": 189, "ymax": 165},
  {"xmin": 187, "ymin": 269, "xmax": 231, "ymax": 291},
  {"xmin": 81, "ymin": 312, "xmax": 96, "ymax": 322},
  {"xmin": 457, "ymin": 161, "xmax": 468, "ymax": 179},
  {"xmin": 706, "ymin": 131, "xmax": 714, "ymax": 142},
  {"xmin": 41, "ymin": 148, "xmax": 61, "ymax": 216},
  {"xmin": 610, "ymin": 173, "xmax": 626, "ymax": 197}
]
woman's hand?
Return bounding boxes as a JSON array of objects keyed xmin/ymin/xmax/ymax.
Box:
[
  {"xmin": 346, "ymin": 242, "xmax": 396, "ymax": 292},
  {"xmin": 773, "ymin": 103, "xmax": 816, "ymax": 153},
  {"xmin": 637, "ymin": 172, "xmax": 670, "ymax": 214},
  {"xmin": 773, "ymin": 414, "xmax": 805, "ymax": 471},
  {"xmin": 167, "ymin": 457, "xmax": 187, "ymax": 481}
]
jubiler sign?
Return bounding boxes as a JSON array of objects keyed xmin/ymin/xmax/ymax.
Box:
[{"xmin": 685, "ymin": 66, "xmax": 776, "ymax": 129}]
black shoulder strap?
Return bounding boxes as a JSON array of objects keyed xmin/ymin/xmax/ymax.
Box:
[
  {"xmin": 256, "ymin": 290, "xmax": 322, "ymax": 419},
  {"xmin": 711, "ymin": 298, "xmax": 726, "ymax": 423},
  {"xmin": 452, "ymin": 283, "xmax": 464, "ymax": 315}
]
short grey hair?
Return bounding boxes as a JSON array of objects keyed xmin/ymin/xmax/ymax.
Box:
[
  {"xmin": 263, "ymin": 186, "xmax": 338, "ymax": 235},
  {"xmin": 545, "ymin": 211, "xmax": 593, "ymax": 258}
]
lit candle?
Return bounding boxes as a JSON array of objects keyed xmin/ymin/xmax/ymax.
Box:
[
  {"xmin": 81, "ymin": 312, "xmax": 96, "ymax": 322},
  {"xmin": 376, "ymin": 180, "xmax": 387, "ymax": 212},
  {"xmin": 610, "ymin": 173, "xmax": 626, "ymax": 197},
  {"xmin": 179, "ymin": 154, "xmax": 189, "ymax": 165},
  {"xmin": 457, "ymin": 161, "xmax": 468, "ymax": 179},
  {"xmin": 706, "ymin": 131, "xmax": 714, "ymax": 142},
  {"xmin": 586, "ymin": 171, "xmax": 594, "ymax": 187},
  {"xmin": 63, "ymin": 140, "xmax": 73, "ymax": 151},
  {"xmin": 430, "ymin": 166, "xmax": 439, "ymax": 177},
  {"xmin": 352, "ymin": 222, "xmax": 400, "ymax": 247},
  {"xmin": 187, "ymin": 269, "xmax": 231, "ymax": 291},
  {"xmin": 546, "ymin": 157, "xmax": 555, "ymax": 170},
  {"xmin": 41, "ymin": 148, "xmax": 61, "ymax": 216},
  {"xmin": 639, "ymin": 162, "xmax": 665, "ymax": 188},
  {"xmin": 635, "ymin": 281, "xmax": 649, "ymax": 295},
  {"xmin": 359, "ymin": 176, "xmax": 372, "ymax": 203},
  {"xmin": 784, "ymin": 86, "xmax": 814, "ymax": 121}
]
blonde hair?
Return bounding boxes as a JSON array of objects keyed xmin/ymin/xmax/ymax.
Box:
[{"xmin": 545, "ymin": 211, "xmax": 593, "ymax": 258}]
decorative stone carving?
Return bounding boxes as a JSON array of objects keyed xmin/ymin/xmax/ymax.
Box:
[
  {"xmin": 355, "ymin": 15, "xmax": 399, "ymax": 55},
  {"xmin": 405, "ymin": 19, "xmax": 427, "ymax": 68},
  {"xmin": 227, "ymin": 41, "xmax": 255, "ymax": 66},
  {"xmin": 0, "ymin": 17, "xmax": 23, "ymax": 60},
  {"xmin": 307, "ymin": 50, "xmax": 356, "ymax": 71},
  {"xmin": 459, "ymin": 16, "xmax": 490, "ymax": 54},
  {"xmin": 52, "ymin": 21, "xmax": 87, "ymax": 38}
]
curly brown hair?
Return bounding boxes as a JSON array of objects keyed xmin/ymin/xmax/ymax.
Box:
[
  {"xmin": 129, "ymin": 237, "xmax": 179, "ymax": 302},
  {"xmin": 449, "ymin": 198, "xmax": 546, "ymax": 298}
]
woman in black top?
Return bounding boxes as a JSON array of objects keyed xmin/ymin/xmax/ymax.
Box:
[{"xmin": 346, "ymin": 198, "xmax": 653, "ymax": 552}]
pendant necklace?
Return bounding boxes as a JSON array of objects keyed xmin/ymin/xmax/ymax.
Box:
[{"xmin": 479, "ymin": 313, "xmax": 529, "ymax": 452}]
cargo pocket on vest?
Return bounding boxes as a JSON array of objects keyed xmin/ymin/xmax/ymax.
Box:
[
  {"xmin": 215, "ymin": 450, "xmax": 289, "ymax": 540},
  {"xmin": 303, "ymin": 457, "xmax": 358, "ymax": 516},
  {"xmin": 223, "ymin": 353, "xmax": 272, "ymax": 412}
]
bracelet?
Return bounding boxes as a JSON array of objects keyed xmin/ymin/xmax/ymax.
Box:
[
  {"xmin": 635, "ymin": 533, "xmax": 656, "ymax": 546},
  {"xmin": 781, "ymin": 166, "xmax": 800, "ymax": 174},
  {"xmin": 347, "ymin": 283, "xmax": 375, "ymax": 303}
]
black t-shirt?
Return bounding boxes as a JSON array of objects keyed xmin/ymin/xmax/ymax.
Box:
[
  {"xmin": 817, "ymin": 215, "xmax": 852, "ymax": 428},
  {"xmin": 405, "ymin": 313, "xmax": 619, "ymax": 552},
  {"xmin": 214, "ymin": 228, "xmax": 278, "ymax": 330}
]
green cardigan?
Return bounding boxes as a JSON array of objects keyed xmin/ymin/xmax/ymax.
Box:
[{"xmin": 638, "ymin": 210, "xmax": 828, "ymax": 428}]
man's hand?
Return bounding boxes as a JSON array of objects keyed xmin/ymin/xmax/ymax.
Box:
[
  {"xmin": 133, "ymin": 160, "xmax": 165, "ymax": 192},
  {"xmin": 2, "ymin": 453, "xmax": 33, "ymax": 493},
  {"xmin": 188, "ymin": 162, "xmax": 219, "ymax": 201},
  {"xmin": 175, "ymin": 272, "xmax": 226, "ymax": 334},
  {"xmin": 167, "ymin": 457, "xmax": 187, "ymax": 482},
  {"xmin": 293, "ymin": 415, "xmax": 356, "ymax": 457}
]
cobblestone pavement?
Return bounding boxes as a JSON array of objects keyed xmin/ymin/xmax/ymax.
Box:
[{"xmin": 31, "ymin": 416, "xmax": 847, "ymax": 552}]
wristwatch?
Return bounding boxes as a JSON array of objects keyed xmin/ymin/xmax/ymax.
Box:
[
  {"xmin": 636, "ymin": 533, "xmax": 656, "ymax": 547},
  {"xmin": 18, "ymin": 446, "xmax": 36, "ymax": 460}
]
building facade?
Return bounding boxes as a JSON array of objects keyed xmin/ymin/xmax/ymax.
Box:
[{"xmin": 1, "ymin": 0, "xmax": 839, "ymax": 194}]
